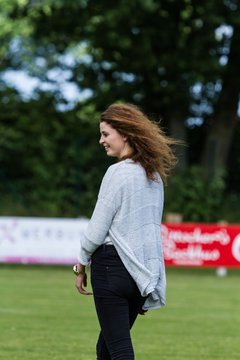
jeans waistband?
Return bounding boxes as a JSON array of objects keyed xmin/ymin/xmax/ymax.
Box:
[
  {"xmin": 98, "ymin": 244, "xmax": 115, "ymax": 250},
  {"xmin": 93, "ymin": 244, "xmax": 117, "ymax": 257}
]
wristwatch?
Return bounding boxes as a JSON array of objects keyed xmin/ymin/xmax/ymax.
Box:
[{"xmin": 73, "ymin": 264, "xmax": 85, "ymax": 276}]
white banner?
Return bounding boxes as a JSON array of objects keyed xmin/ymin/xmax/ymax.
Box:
[{"xmin": 0, "ymin": 217, "xmax": 89, "ymax": 265}]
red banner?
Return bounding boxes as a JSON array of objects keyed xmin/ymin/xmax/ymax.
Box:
[{"xmin": 162, "ymin": 223, "xmax": 240, "ymax": 267}]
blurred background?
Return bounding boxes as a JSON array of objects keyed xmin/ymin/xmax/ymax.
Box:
[{"xmin": 1, "ymin": 0, "xmax": 240, "ymax": 223}]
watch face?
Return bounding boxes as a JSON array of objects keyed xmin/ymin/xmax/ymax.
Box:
[{"xmin": 73, "ymin": 265, "xmax": 78, "ymax": 274}]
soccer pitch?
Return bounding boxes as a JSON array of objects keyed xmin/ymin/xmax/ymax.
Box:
[{"xmin": 0, "ymin": 265, "xmax": 239, "ymax": 360}]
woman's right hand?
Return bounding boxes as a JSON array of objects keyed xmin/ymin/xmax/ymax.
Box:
[{"xmin": 75, "ymin": 273, "xmax": 93, "ymax": 295}]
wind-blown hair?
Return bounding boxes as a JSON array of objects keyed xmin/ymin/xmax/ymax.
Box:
[{"xmin": 100, "ymin": 103, "xmax": 179, "ymax": 183}]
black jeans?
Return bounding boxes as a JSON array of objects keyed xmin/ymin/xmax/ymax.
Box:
[{"xmin": 91, "ymin": 245, "xmax": 146, "ymax": 360}]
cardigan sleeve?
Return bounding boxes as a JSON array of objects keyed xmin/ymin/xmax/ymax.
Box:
[{"xmin": 77, "ymin": 165, "xmax": 122, "ymax": 265}]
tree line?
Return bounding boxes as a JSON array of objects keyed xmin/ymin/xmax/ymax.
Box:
[{"xmin": 0, "ymin": 0, "xmax": 240, "ymax": 222}]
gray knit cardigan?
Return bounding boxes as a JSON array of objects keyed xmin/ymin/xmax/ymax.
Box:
[{"xmin": 78, "ymin": 159, "xmax": 166, "ymax": 310}]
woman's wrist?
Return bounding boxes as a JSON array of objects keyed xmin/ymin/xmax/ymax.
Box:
[{"xmin": 73, "ymin": 263, "xmax": 86, "ymax": 276}]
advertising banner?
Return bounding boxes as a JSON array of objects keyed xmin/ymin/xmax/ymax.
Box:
[
  {"xmin": 162, "ymin": 223, "xmax": 240, "ymax": 267},
  {"xmin": 1, "ymin": 217, "xmax": 240, "ymax": 267},
  {"xmin": 0, "ymin": 217, "xmax": 88, "ymax": 265}
]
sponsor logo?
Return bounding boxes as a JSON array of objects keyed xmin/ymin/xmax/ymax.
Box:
[{"xmin": 232, "ymin": 235, "xmax": 240, "ymax": 263}]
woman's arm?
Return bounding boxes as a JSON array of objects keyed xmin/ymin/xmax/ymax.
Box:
[{"xmin": 78, "ymin": 166, "xmax": 122, "ymax": 265}]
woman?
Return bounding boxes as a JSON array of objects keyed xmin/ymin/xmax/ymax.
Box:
[{"xmin": 74, "ymin": 103, "xmax": 178, "ymax": 359}]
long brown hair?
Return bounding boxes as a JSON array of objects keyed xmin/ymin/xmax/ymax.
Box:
[{"xmin": 101, "ymin": 103, "xmax": 179, "ymax": 183}]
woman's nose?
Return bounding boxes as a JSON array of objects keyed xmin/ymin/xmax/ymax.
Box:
[{"xmin": 99, "ymin": 135, "xmax": 104, "ymax": 144}]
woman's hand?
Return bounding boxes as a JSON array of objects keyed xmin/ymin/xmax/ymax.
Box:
[
  {"xmin": 75, "ymin": 273, "xmax": 93, "ymax": 295},
  {"xmin": 138, "ymin": 309, "xmax": 148, "ymax": 315}
]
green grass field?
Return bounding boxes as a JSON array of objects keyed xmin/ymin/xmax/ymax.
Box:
[{"xmin": 0, "ymin": 265, "xmax": 239, "ymax": 360}]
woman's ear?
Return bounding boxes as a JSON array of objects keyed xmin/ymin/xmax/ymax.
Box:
[{"xmin": 122, "ymin": 135, "xmax": 128, "ymax": 142}]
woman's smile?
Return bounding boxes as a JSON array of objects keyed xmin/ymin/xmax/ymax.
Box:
[{"xmin": 99, "ymin": 121, "xmax": 132, "ymax": 159}]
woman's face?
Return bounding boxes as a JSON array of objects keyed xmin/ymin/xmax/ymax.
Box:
[{"xmin": 99, "ymin": 121, "xmax": 130, "ymax": 159}]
